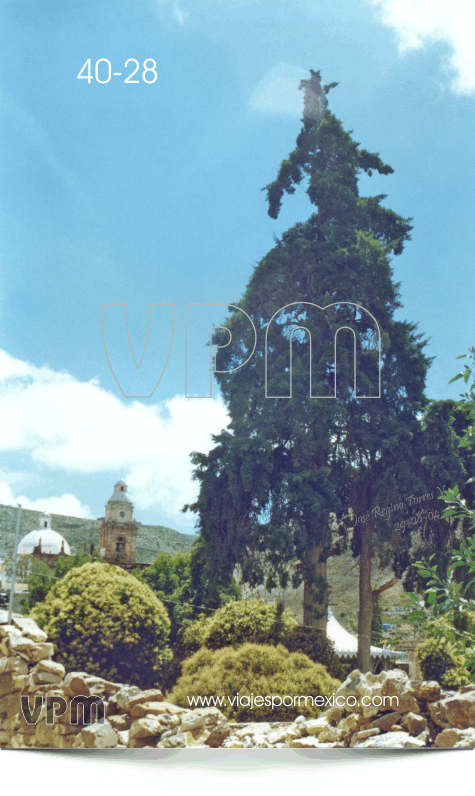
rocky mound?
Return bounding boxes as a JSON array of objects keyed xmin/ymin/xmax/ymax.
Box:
[{"xmin": 1, "ymin": 616, "xmax": 475, "ymax": 749}]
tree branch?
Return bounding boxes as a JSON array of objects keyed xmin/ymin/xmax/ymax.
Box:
[{"xmin": 372, "ymin": 577, "xmax": 398, "ymax": 598}]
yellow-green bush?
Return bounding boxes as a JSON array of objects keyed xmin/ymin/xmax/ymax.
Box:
[
  {"xmin": 170, "ymin": 642, "xmax": 341, "ymax": 721},
  {"xmin": 180, "ymin": 613, "xmax": 214, "ymax": 658},
  {"xmin": 182, "ymin": 599, "xmax": 297, "ymax": 654},
  {"xmin": 31, "ymin": 562, "xmax": 171, "ymax": 688},
  {"xmin": 416, "ymin": 612, "xmax": 475, "ymax": 688},
  {"xmin": 416, "ymin": 635, "xmax": 472, "ymax": 688}
]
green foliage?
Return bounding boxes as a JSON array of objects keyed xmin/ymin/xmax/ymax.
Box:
[
  {"xmin": 416, "ymin": 627, "xmax": 474, "ymax": 688},
  {"xmin": 203, "ymin": 599, "xmax": 295, "ymax": 649},
  {"xmin": 405, "ymin": 350, "xmax": 475, "ymax": 651},
  {"xmin": 22, "ymin": 551, "xmax": 102, "ymax": 613},
  {"xmin": 371, "ymin": 596, "xmax": 383, "ymax": 646},
  {"xmin": 185, "ymin": 71, "xmax": 431, "ymax": 666},
  {"xmin": 172, "ymin": 599, "xmax": 347, "ymax": 689},
  {"xmin": 182, "ymin": 599, "xmax": 296, "ymax": 653},
  {"xmin": 436, "ymin": 348, "xmax": 475, "ymax": 531},
  {"xmin": 179, "ymin": 614, "xmax": 214, "ymax": 658},
  {"xmin": 283, "ymin": 625, "xmax": 346, "ymax": 680},
  {"xmin": 20, "ymin": 559, "xmax": 54, "ymax": 613},
  {"xmin": 170, "ymin": 642, "xmax": 341, "ymax": 721},
  {"xmin": 404, "ymin": 549, "xmax": 475, "ymax": 681},
  {"xmin": 446, "ymin": 347, "xmax": 475, "ymax": 448},
  {"xmin": 396, "ymin": 396, "xmax": 472, "ymax": 593},
  {"xmin": 135, "ymin": 550, "xmax": 241, "ymax": 646},
  {"xmin": 31, "ymin": 562, "xmax": 171, "ymax": 688},
  {"xmin": 168, "ymin": 599, "xmax": 297, "ymax": 692},
  {"xmin": 23, "ymin": 550, "xmax": 104, "ymax": 612},
  {"xmin": 53, "ymin": 548, "xmax": 103, "ymax": 579}
]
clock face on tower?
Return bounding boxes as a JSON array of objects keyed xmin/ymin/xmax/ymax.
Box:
[{"xmin": 119, "ymin": 511, "xmax": 125, "ymax": 518}]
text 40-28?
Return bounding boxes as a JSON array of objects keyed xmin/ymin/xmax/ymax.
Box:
[{"xmin": 77, "ymin": 59, "xmax": 157, "ymax": 84}]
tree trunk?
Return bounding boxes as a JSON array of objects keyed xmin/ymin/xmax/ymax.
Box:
[
  {"xmin": 303, "ymin": 545, "xmax": 328, "ymax": 633},
  {"xmin": 357, "ymin": 522, "xmax": 373, "ymax": 673}
]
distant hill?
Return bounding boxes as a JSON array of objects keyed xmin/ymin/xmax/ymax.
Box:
[{"xmin": 0, "ymin": 504, "xmax": 195, "ymax": 564}]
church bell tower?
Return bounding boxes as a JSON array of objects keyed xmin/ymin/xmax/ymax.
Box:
[{"xmin": 99, "ymin": 480, "xmax": 138, "ymax": 570}]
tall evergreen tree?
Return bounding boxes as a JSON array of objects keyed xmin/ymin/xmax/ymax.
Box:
[{"xmin": 186, "ymin": 71, "xmax": 431, "ymax": 670}]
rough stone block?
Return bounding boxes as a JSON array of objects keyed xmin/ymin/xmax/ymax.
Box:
[
  {"xmin": 369, "ymin": 711, "xmax": 400, "ymax": 733},
  {"xmin": 129, "ymin": 716, "xmax": 163, "ymax": 743},
  {"xmin": 350, "ymin": 727, "xmax": 380, "ymax": 747},
  {"xmin": 122, "ymin": 688, "xmax": 163, "ymax": 711},
  {"xmin": 401, "ymin": 712, "xmax": 427, "ymax": 736},
  {"xmin": 32, "ymin": 660, "xmax": 65, "ymax": 678},
  {"xmin": 12, "ymin": 617, "xmax": 48, "ymax": 643},
  {"xmin": 0, "ymin": 657, "xmax": 28, "ymax": 675},
  {"xmin": 80, "ymin": 721, "xmax": 119, "ymax": 749},
  {"xmin": 25, "ymin": 643, "xmax": 54, "ymax": 664},
  {"xmin": 204, "ymin": 719, "xmax": 230, "ymax": 748}
]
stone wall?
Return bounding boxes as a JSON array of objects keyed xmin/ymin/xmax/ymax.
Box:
[{"xmin": 1, "ymin": 615, "xmax": 475, "ymax": 749}]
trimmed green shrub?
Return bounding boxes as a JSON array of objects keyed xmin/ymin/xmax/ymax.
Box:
[
  {"xmin": 170, "ymin": 642, "xmax": 341, "ymax": 721},
  {"xmin": 284, "ymin": 626, "xmax": 347, "ymax": 681},
  {"xmin": 182, "ymin": 599, "xmax": 297, "ymax": 654},
  {"xmin": 31, "ymin": 562, "xmax": 171, "ymax": 688},
  {"xmin": 23, "ymin": 550, "xmax": 105, "ymax": 613}
]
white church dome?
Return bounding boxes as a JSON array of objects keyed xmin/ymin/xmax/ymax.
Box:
[
  {"xmin": 17, "ymin": 511, "xmax": 70, "ymax": 555},
  {"xmin": 18, "ymin": 529, "xmax": 71, "ymax": 555}
]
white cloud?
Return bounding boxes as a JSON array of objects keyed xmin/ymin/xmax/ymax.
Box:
[
  {"xmin": 0, "ymin": 482, "xmax": 94, "ymax": 519},
  {"xmin": 249, "ymin": 63, "xmax": 308, "ymax": 116},
  {"xmin": 174, "ymin": 5, "xmax": 189, "ymax": 24},
  {"xmin": 0, "ymin": 350, "xmax": 229, "ymax": 518},
  {"xmin": 156, "ymin": 0, "xmax": 256, "ymax": 22},
  {"xmin": 368, "ymin": 0, "xmax": 475, "ymax": 94}
]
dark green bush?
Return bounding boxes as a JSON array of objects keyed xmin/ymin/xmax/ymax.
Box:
[
  {"xmin": 284, "ymin": 626, "xmax": 347, "ymax": 680},
  {"xmin": 170, "ymin": 642, "xmax": 341, "ymax": 721}
]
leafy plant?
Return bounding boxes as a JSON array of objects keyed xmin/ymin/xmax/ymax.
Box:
[
  {"xmin": 170, "ymin": 642, "xmax": 341, "ymax": 721},
  {"xmin": 135, "ymin": 550, "xmax": 240, "ymax": 646},
  {"xmin": 402, "ymin": 350, "xmax": 475, "ymax": 675},
  {"xmin": 181, "ymin": 598, "xmax": 297, "ymax": 653},
  {"xmin": 416, "ymin": 618, "xmax": 475, "ymax": 688},
  {"xmin": 23, "ymin": 550, "xmax": 104, "ymax": 612},
  {"xmin": 31, "ymin": 562, "xmax": 171, "ymax": 688}
]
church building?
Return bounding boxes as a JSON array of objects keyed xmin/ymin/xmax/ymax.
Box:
[
  {"xmin": 99, "ymin": 480, "xmax": 138, "ymax": 570},
  {"xmin": 17, "ymin": 512, "xmax": 70, "ymax": 567}
]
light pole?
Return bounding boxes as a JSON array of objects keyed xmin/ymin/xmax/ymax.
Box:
[{"xmin": 7, "ymin": 504, "xmax": 22, "ymax": 624}]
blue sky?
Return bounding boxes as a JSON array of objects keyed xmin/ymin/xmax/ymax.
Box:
[{"xmin": 0, "ymin": 0, "xmax": 474, "ymax": 532}]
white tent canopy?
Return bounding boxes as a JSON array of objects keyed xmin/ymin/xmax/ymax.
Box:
[{"xmin": 327, "ymin": 607, "xmax": 405, "ymax": 660}]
